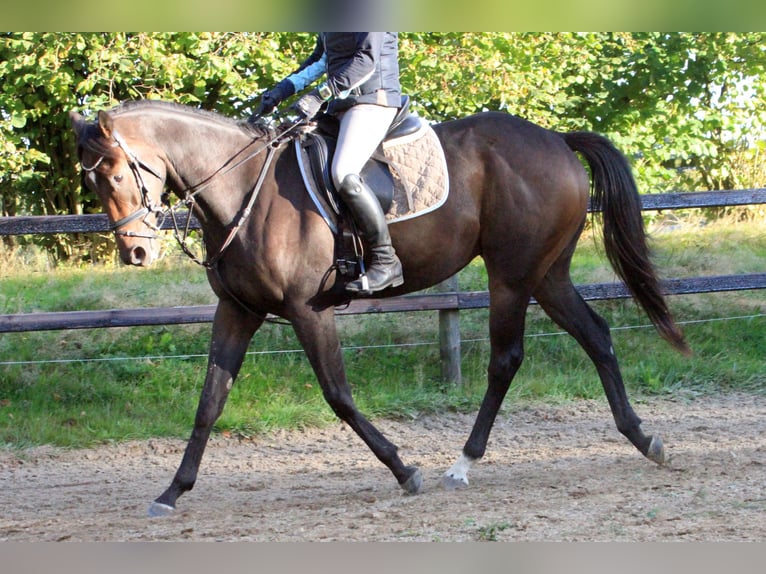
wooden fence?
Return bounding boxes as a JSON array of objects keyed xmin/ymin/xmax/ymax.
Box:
[{"xmin": 1, "ymin": 188, "xmax": 765, "ymax": 382}]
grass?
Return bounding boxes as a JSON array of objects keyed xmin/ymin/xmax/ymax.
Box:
[{"xmin": 0, "ymin": 214, "xmax": 764, "ymax": 449}]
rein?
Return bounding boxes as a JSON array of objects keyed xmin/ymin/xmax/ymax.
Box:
[
  {"xmin": 86, "ymin": 118, "xmax": 306, "ymax": 267},
  {"xmin": 170, "ymin": 143, "xmax": 278, "ymax": 269},
  {"xmin": 83, "ymin": 115, "xmax": 306, "ymax": 327},
  {"xmin": 168, "ymin": 119, "xmax": 306, "ymax": 268}
]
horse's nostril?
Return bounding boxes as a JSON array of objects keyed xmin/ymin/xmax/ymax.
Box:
[{"xmin": 130, "ymin": 246, "xmax": 147, "ymax": 266}]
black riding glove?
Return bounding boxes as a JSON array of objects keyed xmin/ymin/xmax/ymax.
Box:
[
  {"xmin": 250, "ymin": 79, "xmax": 295, "ymax": 121},
  {"xmin": 291, "ymin": 87, "xmax": 328, "ymax": 121}
]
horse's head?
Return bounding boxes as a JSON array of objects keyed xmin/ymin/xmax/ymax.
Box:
[{"xmin": 70, "ymin": 109, "xmax": 166, "ymax": 266}]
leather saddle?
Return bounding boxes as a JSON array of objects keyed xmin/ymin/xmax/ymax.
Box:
[{"xmin": 298, "ymin": 95, "xmax": 422, "ymax": 220}]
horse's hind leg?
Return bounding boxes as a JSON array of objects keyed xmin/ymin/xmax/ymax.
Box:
[
  {"xmin": 290, "ymin": 308, "xmax": 423, "ymax": 494},
  {"xmin": 148, "ymin": 300, "xmax": 263, "ymax": 516},
  {"xmin": 533, "ymin": 263, "xmax": 665, "ymax": 465},
  {"xmin": 443, "ymin": 285, "xmax": 530, "ymax": 489}
]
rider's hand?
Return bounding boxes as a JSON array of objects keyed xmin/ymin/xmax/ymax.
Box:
[
  {"xmin": 249, "ymin": 79, "xmax": 295, "ymax": 121},
  {"xmin": 291, "ymin": 88, "xmax": 326, "ymax": 121}
]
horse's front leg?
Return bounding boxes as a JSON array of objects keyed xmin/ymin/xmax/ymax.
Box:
[
  {"xmin": 291, "ymin": 308, "xmax": 423, "ymax": 494},
  {"xmin": 148, "ymin": 300, "xmax": 263, "ymax": 516}
]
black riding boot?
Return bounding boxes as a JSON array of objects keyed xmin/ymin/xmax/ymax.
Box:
[{"xmin": 339, "ymin": 174, "xmax": 404, "ymax": 295}]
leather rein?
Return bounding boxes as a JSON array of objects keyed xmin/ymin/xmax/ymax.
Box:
[{"xmin": 83, "ymin": 120, "xmax": 303, "ymax": 269}]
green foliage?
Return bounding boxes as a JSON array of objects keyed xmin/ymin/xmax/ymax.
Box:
[
  {"xmin": 1, "ymin": 33, "xmax": 766, "ymax": 260},
  {"xmin": 399, "ymin": 33, "xmax": 766, "ymax": 194},
  {"xmin": 0, "ymin": 32, "xmax": 314, "ymax": 217}
]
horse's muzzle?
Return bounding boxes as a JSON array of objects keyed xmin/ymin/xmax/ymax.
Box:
[{"xmin": 122, "ymin": 243, "xmax": 156, "ymax": 267}]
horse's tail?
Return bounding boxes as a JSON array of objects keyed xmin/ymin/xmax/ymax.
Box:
[{"xmin": 563, "ymin": 131, "xmax": 691, "ymax": 355}]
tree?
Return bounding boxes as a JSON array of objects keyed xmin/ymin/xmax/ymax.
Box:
[
  {"xmin": 1, "ymin": 33, "xmax": 764, "ymax": 260},
  {"xmin": 0, "ymin": 32, "xmax": 312, "ymax": 211},
  {"xmin": 0, "ymin": 32, "xmax": 313, "ymax": 256},
  {"xmin": 397, "ymin": 33, "xmax": 766, "ymax": 193}
]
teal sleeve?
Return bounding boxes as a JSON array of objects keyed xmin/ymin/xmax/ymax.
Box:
[{"xmin": 287, "ymin": 54, "xmax": 327, "ymax": 93}]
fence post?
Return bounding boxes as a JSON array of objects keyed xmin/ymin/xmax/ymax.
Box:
[{"xmin": 437, "ymin": 275, "xmax": 462, "ymax": 385}]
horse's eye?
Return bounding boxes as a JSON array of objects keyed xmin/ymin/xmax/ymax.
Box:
[{"xmin": 113, "ymin": 174, "xmax": 124, "ymax": 183}]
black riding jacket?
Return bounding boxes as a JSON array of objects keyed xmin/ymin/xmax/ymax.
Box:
[{"xmin": 296, "ymin": 32, "xmax": 401, "ymax": 112}]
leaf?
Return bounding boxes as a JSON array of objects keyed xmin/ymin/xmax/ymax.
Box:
[{"xmin": 10, "ymin": 114, "xmax": 26, "ymax": 129}]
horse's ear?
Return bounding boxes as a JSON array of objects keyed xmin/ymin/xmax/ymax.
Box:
[
  {"xmin": 97, "ymin": 110, "xmax": 114, "ymax": 140},
  {"xmin": 69, "ymin": 111, "xmax": 87, "ymax": 139}
]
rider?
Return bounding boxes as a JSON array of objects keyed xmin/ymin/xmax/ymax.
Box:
[{"xmin": 250, "ymin": 32, "xmax": 404, "ymax": 295}]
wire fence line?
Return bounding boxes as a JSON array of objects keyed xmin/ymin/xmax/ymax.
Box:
[{"xmin": 2, "ymin": 312, "xmax": 762, "ymax": 368}]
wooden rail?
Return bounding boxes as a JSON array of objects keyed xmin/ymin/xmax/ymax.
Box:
[
  {"xmin": 1, "ymin": 188, "xmax": 764, "ymax": 384},
  {"xmin": 1, "ymin": 274, "xmax": 763, "ymax": 333},
  {"xmin": 2, "ymin": 188, "xmax": 764, "ymax": 236}
]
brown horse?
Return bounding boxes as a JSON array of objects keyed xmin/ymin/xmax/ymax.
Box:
[{"xmin": 70, "ymin": 100, "xmax": 689, "ymax": 516}]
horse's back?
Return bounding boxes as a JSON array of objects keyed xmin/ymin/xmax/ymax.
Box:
[
  {"xmin": 435, "ymin": 112, "xmax": 584, "ymax": 175},
  {"xmin": 434, "ymin": 111, "xmax": 589, "ymax": 231}
]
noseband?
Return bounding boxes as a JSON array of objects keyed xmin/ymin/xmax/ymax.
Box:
[{"xmin": 81, "ymin": 130, "xmax": 165, "ymax": 240}]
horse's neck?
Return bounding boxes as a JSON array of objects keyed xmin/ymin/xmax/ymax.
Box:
[
  {"xmin": 151, "ymin": 118, "xmax": 282, "ymax": 249},
  {"xmin": 153, "ymin": 118, "xmax": 255, "ymax": 188},
  {"xmin": 129, "ymin": 112, "xmax": 265, "ymax": 215}
]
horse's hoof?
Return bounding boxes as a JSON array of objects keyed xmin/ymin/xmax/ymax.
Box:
[
  {"xmin": 442, "ymin": 472, "xmax": 469, "ymax": 490},
  {"xmin": 401, "ymin": 467, "xmax": 423, "ymax": 495},
  {"xmin": 147, "ymin": 501, "xmax": 176, "ymax": 517},
  {"xmin": 442, "ymin": 453, "xmax": 474, "ymax": 489},
  {"xmin": 646, "ymin": 435, "xmax": 666, "ymax": 466}
]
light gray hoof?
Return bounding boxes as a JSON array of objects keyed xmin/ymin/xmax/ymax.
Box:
[
  {"xmin": 442, "ymin": 472, "xmax": 469, "ymax": 490},
  {"xmin": 147, "ymin": 501, "xmax": 176, "ymax": 517},
  {"xmin": 646, "ymin": 435, "xmax": 666, "ymax": 466},
  {"xmin": 401, "ymin": 468, "xmax": 423, "ymax": 495}
]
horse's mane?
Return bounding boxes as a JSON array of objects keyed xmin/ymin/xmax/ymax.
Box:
[
  {"xmin": 75, "ymin": 99, "xmax": 274, "ymax": 159},
  {"xmin": 113, "ymin": 100, "xmax": 234, "ymax": 125}
]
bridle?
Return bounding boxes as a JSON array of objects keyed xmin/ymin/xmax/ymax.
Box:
[
  {"xmin": 80, "ymin": 117, "xmax": 306, "ymax": 267},
  {"xmin": 81, "ymin": 130, "xmax": 166, "ymax": 240}
]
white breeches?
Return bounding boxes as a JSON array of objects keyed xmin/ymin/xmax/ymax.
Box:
[{"xmin": 331, "ymin": 104, "xmax": 397, "ymax": 189}]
